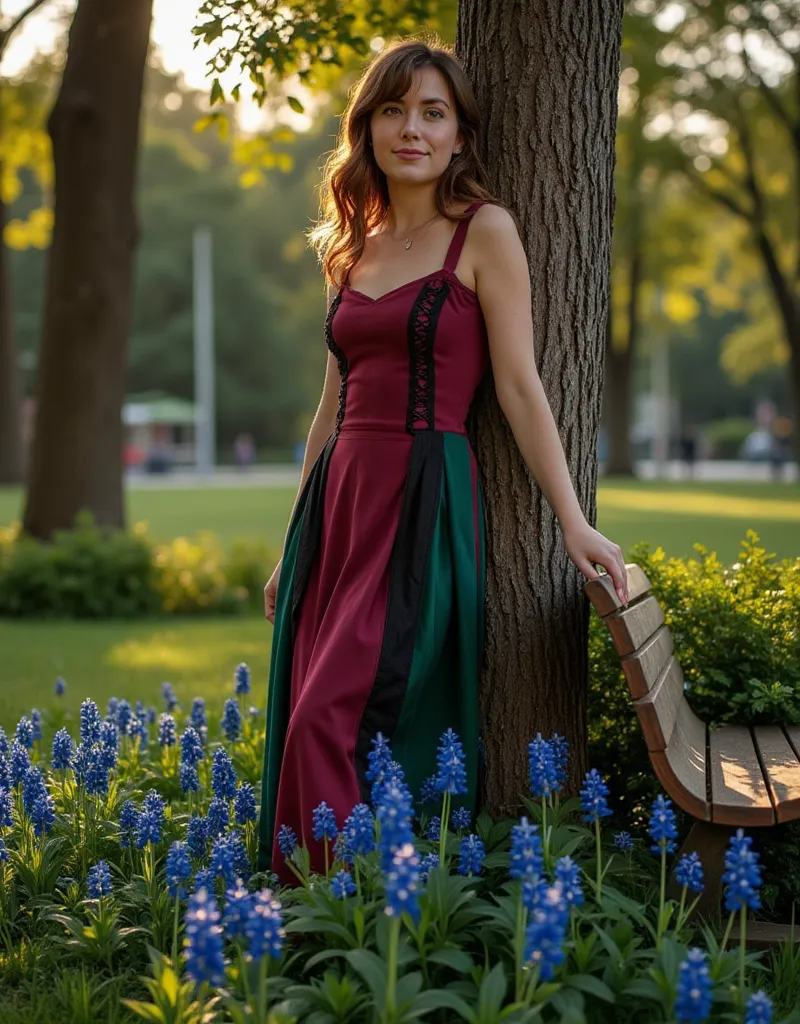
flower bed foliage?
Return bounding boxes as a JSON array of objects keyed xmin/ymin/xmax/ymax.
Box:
[
  {"xmin": 0, "ymin": 514, "xmax": 279, "ymax": 618},
  {"xmin": 2, "ymin": 670, "xmax": 800, "ymax": 1023}
]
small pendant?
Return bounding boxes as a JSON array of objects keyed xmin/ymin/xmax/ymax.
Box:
[{"xmin": 404, "ymin": 239, "xmax": 412, "ymax": 250}]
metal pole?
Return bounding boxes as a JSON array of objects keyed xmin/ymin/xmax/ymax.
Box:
[{"xmin": 193, "ymin": 227, "xmax": 215, "ymax": 476}]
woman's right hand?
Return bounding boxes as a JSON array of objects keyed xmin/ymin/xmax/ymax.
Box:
[{"xmin": 264, "ymin": 560, "xmax": 282, "ymax": 623}]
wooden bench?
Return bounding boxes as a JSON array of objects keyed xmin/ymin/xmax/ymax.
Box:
[{"xmin": 586, "ymin": 564, "xmax": 800, "ymax": 934}]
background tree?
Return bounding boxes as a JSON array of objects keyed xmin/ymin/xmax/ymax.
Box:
[{"xmin": 22, "ymin": 0, "xmax": 154, "ymax": 538}]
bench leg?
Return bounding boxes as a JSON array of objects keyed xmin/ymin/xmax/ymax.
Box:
[{"xmin": 666, "ymin": 819, "xmax": 736, "ymax": 920}]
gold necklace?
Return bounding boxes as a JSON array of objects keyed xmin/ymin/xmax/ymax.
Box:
[{"xmin": 386, "ymin": 213, "xmax": 441, "ymax": 250}]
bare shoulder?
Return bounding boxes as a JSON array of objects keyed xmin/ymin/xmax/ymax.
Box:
[{"xmin": 470, "ymin": 203, "xmax": 520, "ymax": 244}]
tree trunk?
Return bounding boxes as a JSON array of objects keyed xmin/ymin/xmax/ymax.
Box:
[
  {"xmin": 22, "ymin": 0, "xmax": 153, "ymax": 540},
  {"xmin": 0, "ymin": 185, "xmax": 24, "ymax": 484},
  {"xmin": 458, "ymin": 0, "xmax": 623, "ymax": 812}
]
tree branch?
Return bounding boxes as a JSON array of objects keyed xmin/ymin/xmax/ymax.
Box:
[
  {"xmin": 683, "ymin": 162, "xmax": 753, "ymax": 222},
  {"xmin": 0, "ymin": 0, "xmax": 52, "ymax": 59}
]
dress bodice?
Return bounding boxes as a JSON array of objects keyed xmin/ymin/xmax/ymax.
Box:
[{"xmin": 326, "ymin": 204, "xmax": 490, "ymax": 437}]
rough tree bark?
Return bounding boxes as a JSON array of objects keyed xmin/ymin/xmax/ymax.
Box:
[
  {"xmin": 458, "ymin": 0, "xmax": 623, "ymax": 811},
  {"xmin": 22, "ymin": 0, "xmax": 153, "ymax": 539},
  {"xmin": 0, "ymin": 184, "xmax": 24, "ymax": 483}
]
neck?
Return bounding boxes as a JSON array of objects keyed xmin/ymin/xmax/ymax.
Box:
[{"xmin": 383, "ymin": 182, "xmax": 440, "ymax": 234}]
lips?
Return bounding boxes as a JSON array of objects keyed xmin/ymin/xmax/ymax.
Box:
[{"xmin": 394, "ymin": 149, "xmax": 426, "ymax": 156}]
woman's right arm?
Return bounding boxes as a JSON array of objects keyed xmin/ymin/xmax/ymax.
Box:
[{"xmin": 264, "ymin": 285, "xmax": 341, "ymax": 620}]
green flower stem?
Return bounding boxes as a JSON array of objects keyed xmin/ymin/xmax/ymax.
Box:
[
  {"xmin": 355, "ymin": 858, "xmax": 363, "ymax": 903},
  {"xmin": 595, "ymin": 819, "xmax": 603, "ymax": 902},
  {"xmin": 656, "ymin": 841, "xmax": 667, "ymax": 951},
  {"xmin": 439, "ymin": 791, "xmax": 451, "ymax": 867},
  {"xmin": 324, "ymin": 836, "xmax": 330, "ymax": 879},
  {"xmin": 739, "ymin": 905, "xmax": 747, "ymax": 992},
  {"xmin": 720, "ymin": 909, "xmax": 736, "ymax": 953},
  {"xmin": 676, "ymin": 885, "xmax": 687, "ymax": 933},
  {"xmin": 171, "ymin": 892, "xmax": 180, "ymax": 966},
  {"xmin": 257, "ymin": 954, "xmax": 269, "ymax": 1024},
  {"xmin": 384, "ymin": 915, "xmax": 401, "ymax": 1024},
  {"xmin": 523, "ymin": 963, "xmax": 541, "ymax": 1007},
  {"xmin": 514, "ymin": 894, "xmax": 528, "ymax": 1003},
  {"xmin": 542, "ymin": 794, "xmax": 549, "ymax": 867},
  {"xmin": 239, "ymin": 947, "xmax": 254, "ymax": 1006}
]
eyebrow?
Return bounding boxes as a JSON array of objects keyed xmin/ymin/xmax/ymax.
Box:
[{"xmin": 385, "ymin": 96, "xmax": 451, "ymax": 109}]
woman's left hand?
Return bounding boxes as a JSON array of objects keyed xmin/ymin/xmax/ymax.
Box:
[{"xmin": 563, "ymin": 520, "xmax": 628, "ymax": 606}]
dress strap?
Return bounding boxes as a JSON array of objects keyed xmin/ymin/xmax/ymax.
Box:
[{"xmin": 443, "ymin": 201, "xmax": 486, "ymax": 273}]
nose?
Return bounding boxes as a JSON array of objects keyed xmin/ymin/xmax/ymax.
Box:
[{"xmin": 400, "ymin": 113, "xmax": 421, "ymax": 140}]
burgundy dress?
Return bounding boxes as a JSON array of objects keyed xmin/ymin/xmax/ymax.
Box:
[{"xmin": 258, "ymin": 202, "xmax": 490, "ymax": 885}]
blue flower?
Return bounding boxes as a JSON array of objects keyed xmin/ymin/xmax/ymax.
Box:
[
  {"xmin": 119, "ymin": 801, "xmax": 139, "ymax": 849},
  {"xmin": 385, "ymin": 842, "xmax": 422, "ymax": 924},
  {"xmin": 311, "ymin": 801, "xmax": 337, "ymax": 842},
  {"xmin": 10, "ymin": 740, "xmax": 31, "ymax": 787},
  {"xmin": 613, "ymin": 831, "xmax": 634, "ymax": 852},
  {"xmin": 180, "ymin": 727, "xmax": 204, "ymax": 767},
  {"xmin": 234, "ymin": 782, "xmax": 257, "ymax": 825},
  {"xmin": 135, "ymin": 809, "xmax": 162, "ymax": 849},
  {"xmin": 435, "ymin": 728, "xmax": 468, "ymax": 795},
  {"xmin": 30, "ymin": 710, "xmax": 42, "ymax": 744},
  {"xmin": 371, "ymin": 762, "xmax": 413, "ymax": 809},
  {"xmin": 0, "ymin": 788, "xmax": 13, "ymax": 828},
  {"xmin": 419, "ymin": 775, "xmax": 440, "ymax": 806},
  {"xmin": 555, "ymin": 856, "xmax": 584, "ymax": 907},
  {"xmin": 116, "ymin": 700, "xmax": 133, "ymax": 736},
  {"xmin": 365, "ymin": 733, "xmax": 393, "ymax": 784},
  {"xmin": 130, "ymin": 715, "xmax": 148, "ymax": 748},
  {"xmin": 528, "ymin": 734, "xmax": 559, "ymax": 799},
  {"xmin": 523, "ymin": 884, "xmax": 569, "ymax": 981},
  {"xmin": 85, "ymin": 746, "xmax": 110, "ymax": 796},
  {"xmin": 99, "ymin": 721, "xmax": 119, "ymax": 768},
  {"xmin": 744, "ymin": 991, "xmax": 773, "ymax": 1024},
  {"xmin": 509, "ymin": 818, "xmax": 543, "ymax": 881},
  {"xmin": 206, "ymin": 797, "xmax": 230, "ymax": 838},
  {"xmin": 22, "ymin": 766, "xmax": 48, "ymax": 815},
  {"xmin": 341, "ymin": 803, "xmax": 375, "ymax": 862},
  {"xmin": 521, "ymin": 874, "xmax": 550, "ymax": 912},
  {"xmin": 31, "ymin": 792, "xmax": 55, "ymax": 836},
  {"xmin": 648, "ymin": 794, "xmax": 678, "ymax": 855},
  {"xmin": 50, "ymin": 729, "xmax": 73, "ymax": 772},
  {"xmin": 0, "ymin": 726, "xmax": 8, "ymax": 757},
  {"xmin": 277, "ymin": 824, "xmax": 297, "ymax": 858},
  {"xmin": 451, "ymin": 807, "xmax": 471, "ymax": 831},
  {"xmin": 15, "ymin": 717, "xmax": 33, "ymax": 750},
  {"xmin": 227, "ymin": 831, "xmax": 250, "ymax": 882},
  {"xmin": 222, "ymin": 880, "xmax": 252, "ymax": 941},
  {"xmin": 419, "ymin": 852, "xmax": 440, "ymax": 881},
  {"xmin": 551, "ymin": 733, "xmax": 569, "ymax": 789},
  {"xmin": 143, "ymin": 789, "xmax": 166, "ymax": 824},
  {"xmin": 675, "ymin": 852, "xmax": 705, "ymax": 894},
  {"xmin": 54, "ymin": 677, "xmax": 66, "ymax": 697},
  {"xmin": 211, "ymin": 748, "xmax": 237, "ymax": 801},
  {"xmin": 425, "ymin": 816, "xmax": 441, "ymax": 842},
  {"xmin": 209, "ymin": 836, "xmax": 237, "ymax": 889},
  {"xmin": 161, "ymin": 682, "xmax": 179, "ymax": 712},
  {"xmin": 80, "ymin": 699, "xmax": 101, "ymax": 745},
  {"xmin": 245, "ymin": 889, "xmax": 284, "ymax": 960},
  {"xmin": 107, "ymin": 697, "xmax": 119, "ymax": 718},
  {"xmin": 86, "ymin": 860, "xmax": 112, "ymax": 898},
  {"xmin": 330, "ymin": 870, "xmax": 357, "ymax": 899},
  {"xmin": 723, "ymin": 829, "xmax": 762, "ymax": 913},
  {"xmin": 158, "ymin": 714, "xmax": 177, "ymax": 748},
  {"xmin": 180, "ymin": 763, "xmax": 200, "ymax": 793},
  {"xmin": 234, "ymin": 663, "xmax": 251, "ymax": 696},
  {"xmin": 184, "ymin": 887, "xmax": 225, "ymax": 986},
  {"xmin": 222, "ymin": 699, "xmax": 242, "ymax": 743},
  {"xmin": 193, "ymin": 867, "xmax": 216, "ymax": 895},
  {"xmin": 376, "ymin": 784, "xmax": 414, "ymax": 873},
  {"xmin": 147, "ymin": 705, "xmax": 158, "ymax": 725},
  {"xmin": 458, "ymin": 834, "xmax": 485, "ymax": 876},
  {"xmin": 580, "ymin": 769, "xmax": 612, "ymax": 823},
  {"xmin": 187, "ymin": 815, "xmax": 209, "ymax": 859},
  {"xmin": 165, "ymin": 842, "xmax": 193, "ymax": 898},
  {"xmin": 190, "ymin": 698, "xmax": 207, "ymax": 733},
  {"xmin": 674, "ymin": 947, "xmax": 713, "ymax": 1023},
  {"xmin": 0, "ymin": 837, "xmax": 7, "ymax": 862}
]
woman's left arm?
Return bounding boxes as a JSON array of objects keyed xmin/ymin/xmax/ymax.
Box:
[{"xmin": 472, "ymin": 205, "xmax": 629, "ymax": 606}]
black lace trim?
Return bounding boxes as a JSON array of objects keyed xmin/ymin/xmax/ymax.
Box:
[
  {"xmin": 406, "ymin": 277, "xmax": 449, "ymax": 432},
  {"xmin": 324, "ymin": 290, "xmax": 347, "ymax": 434}
]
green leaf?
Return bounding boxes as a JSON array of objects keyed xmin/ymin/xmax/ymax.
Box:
[
  {"xmin": 345, "ymin": 948, "xmax": 388, "ymax": 1004},
  {"xmin": 210, "ymin": 79, "xmax": 225, "ymax": 106},
  {"xmin": 409, "ymin": 989, "xmax": 475, "ymax": 1021},
  {"xmin": 121, "ymin": 1001, "xmax": 166, "ymax": 1023},
  {"xmin": 478, "ymin": 962, "xmax": 507, "ymax": 1018},
  {"xmin": 287, "ymin": 96, "xmax": 305, "ymax": 114},
  {"xmin": 395, "ymin": 971, "xmax": 423, "ymax": 1007},
  {"xmin": 565, "ymin": 975, "xmax": 616, "ymax": 1004},
  {"xmin": 427, "ymin": 948, "xmax": 474, "ymax": 973}
]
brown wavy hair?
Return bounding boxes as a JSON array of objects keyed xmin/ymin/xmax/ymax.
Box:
[{"xmin": 310, "ymin": 37, "xmax": 497, "ymax": 286}]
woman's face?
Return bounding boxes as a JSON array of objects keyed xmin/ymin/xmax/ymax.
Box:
[{"xmin": 369, "ymin": 65, "xmax": 464, "ymax": 188}]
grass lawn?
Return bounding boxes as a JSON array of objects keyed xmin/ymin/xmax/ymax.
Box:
[
  {"xmin": 1, "ymin": 477, "xmax": 799, "ymax": 561},
  {"xmin": 0, "ymin": 615, "xmax": 271, "ymax": 733}
]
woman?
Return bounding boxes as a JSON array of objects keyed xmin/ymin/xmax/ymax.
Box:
[{"xmin": 259, "ymin": 38, "xmax": 628, "ymax": 885}]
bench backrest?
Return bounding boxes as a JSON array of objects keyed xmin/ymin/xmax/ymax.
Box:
[{"xmin": 585, "ymin": 566, "xmax": 711, "ymax": 821}]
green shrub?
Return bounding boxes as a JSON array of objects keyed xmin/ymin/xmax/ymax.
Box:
[
  {"xmin": 0, "ymin": 514, "xmax": 280, "ymax": 618},
  {"xmin": 703, "ymin": 417, "xmax": 754, "ymax": 459}
]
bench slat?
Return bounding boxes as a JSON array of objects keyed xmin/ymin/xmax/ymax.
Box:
[
  {"xmin": 650, "ymin": 699, "xmax": 710, "ymax": 820},
  {"xmin": 585, "ymin": 564, "xmax": 652, "ymax": 618},
  {"xmin": 621, "ymin": 624, "xmax": 674, "ymax": 699},
  {"xmin": 710, "ymin": 726, "xmax": 775, "ymax": 826},
  {"xmin": 752, "ymin": 726, "xmax": 800, "ymax": 824},
  {"xmin": 635, "ymin": 657, "xmax": 685, "ymax": 751},
  {"xmin": 606, "ymin": 595, "xmax": 665, "ymax": 658}
]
